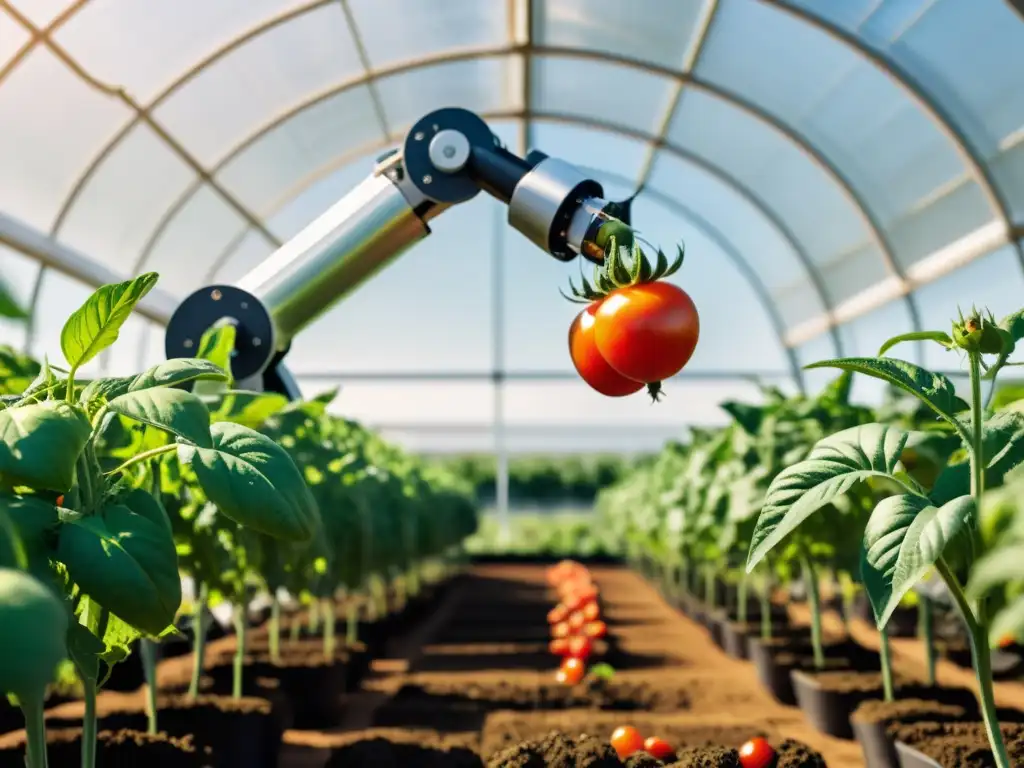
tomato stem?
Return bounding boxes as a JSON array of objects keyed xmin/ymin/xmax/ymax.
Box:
[{"xmin": 647, "ymin": 382, "xmax": 664, "ymax": 403}]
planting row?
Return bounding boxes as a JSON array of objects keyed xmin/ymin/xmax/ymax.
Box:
[
  {"xmin": 0, "ymin": 273, "xmax": 479, "ymax": 767},
  {"xmin": 595, "ymin": 303, "xmax": 1024, "ymax": 767}
]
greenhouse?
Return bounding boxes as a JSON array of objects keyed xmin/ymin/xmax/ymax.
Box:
[{"xmin": 1, "ymin": 0, "xmax": 1024, "ymax": 766}]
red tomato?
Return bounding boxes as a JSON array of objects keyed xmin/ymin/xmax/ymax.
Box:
[
  {"xmin": 568, "ymin": 611, "xmax": 586, "ymax": 632},
  {"xmin": 567, "ymin": 635, "xmax": 592, "ymax": 660},
  {"xmin": 569, "ymin": 304, "xmax": 644, "ymax": 397},
  {"xmin": 584, "ymin": 620, "xmax": 607, "ymax": 639},
  {"xmin": 559, "ymin": 657, "xmax": 585, "ymax": 685},
  {"xmin": 566, "ymin": 586, "xmax": 598, "ymax": 612},
  {"xmin": 643, "ymin": 737, "xmax": 674, "ymax": 760},
  {"xmin": 549, "ymin": 638, "xmax": 570, "ymax": 656},
  {"xmin": 998, "ymin": 633, "xmax": 1016, "ymax": 649},
  {"xmin": 552, "ymin": 622, "xmax": 571, "ymax": 639},
  {"xmin": 593, "ymin": 281, "xmax": 699, "ymax": 384},
  {"xmin": 739, "ymin": 737, "xmax": 776, "ymax": 768},
  {"xmin": 582, "ymin": 601, "xmax": 600, "ymax": 622},
  {"xmin": 55, "ymin": 495, "xmax": 64, "ymax": 507},
  {"xmin": 548, "ymin": 604, "xmax": 569, "ymax": 625},
  {"xmin": 610, "ymin": 726, "xmax": 645, "ymax": 759}
]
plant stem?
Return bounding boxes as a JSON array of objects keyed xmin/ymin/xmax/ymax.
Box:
[
  {"xmin": 704, "ymin": 566, "xmax": 716, "ymax": 609},
  {"xmin": 20, "ymin": 693, "xmax": 49, "ymax": 768},
  {"xmin": 269, "ymin": 593, "xmax": 281, "ymax": 664},
  {"xmin": 140, "ymin": 639, "xmax": 159, "ymax": 734},
  {"xmin": 938, "ymin": 560, "xmax": 1011, "ymax": 768},
  {"xmin": 969, "ymin": 351, "xmax": 986, "ymax": 508},
  {"xmin": 921, "ymin": 596, "xmax": 936, "ymax": 687},
  {"xmin": 801, "ymin": 557, "xmax": 825, "ymax": 670},
  {"xmin": 308, "ymin": 599, "xmax": 320, "ymax": 633},
  {"xmin": 81, "ymin": 675, "xmax": 97, "ymax": 768},
  {"xmin": 189, "ymin": 583, "xmax": 208, "ymax": 699},
  {"xmin": 346, "ymin": 601, "xmax": 358, "ymax": 646},
  {"xmin": 737, "ymin": 572, "xmax": 748, "ymax": 624},
  {"xmin": 323, "ymin": 598, "xmax": 336, "ymax": 663},
  {"xmin": 289, "ymin": 615, "xmax": 301, "ymax": 645},
  {"xmin": 232, "ymin": 604, "xmax": 247, "ymax": 700},
  {"xmin": 103, "ymin": 444, "xmax": 177, "ymax": 476},
  {"xmin": 879, "ymin": 626, "xmax": 895, "ymax": 703},
  {"xmin": 760, "ymin": 576, "xmax": 772, "ymax": 641}
]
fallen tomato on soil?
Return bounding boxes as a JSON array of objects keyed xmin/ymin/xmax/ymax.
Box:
[
  {"xmin": 739, "ymin": 736, "xmax": 776, "ymax": 768},
  {"xmin": 557, "ymin": 656, "xmax": 586, "ymax": 685},
  {"xmin": 643, "ymin": 736, "xmax": 674, "ymax": 760},
  {"xmin": 609, "ymin": 725, "xmax": 645, "ymax": 760}
]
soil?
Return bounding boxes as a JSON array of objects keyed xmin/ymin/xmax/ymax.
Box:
[
  {"xmin": 0, "ymin": 727, "xmax": 202, "ymax": 767},
  {"xmin": 891, "ymin": 720, "xmax": 1024, "ymax": 766},
  {"xmin": 851, "ymin": 697, "xmax": 974, "ymax": 730},
  {"xmin": 302, "ymin": 565, "xmax": 865, "ymax": 767}
]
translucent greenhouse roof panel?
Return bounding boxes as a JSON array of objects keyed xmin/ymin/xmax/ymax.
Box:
[{"xmin": 0, "ymin": 0, "xmax": 1022, "ymax": 406}]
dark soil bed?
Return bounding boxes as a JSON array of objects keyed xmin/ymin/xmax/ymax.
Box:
[{"xmin": 891, "ymin": 721, "xmax": 1024, "ymax": 766}]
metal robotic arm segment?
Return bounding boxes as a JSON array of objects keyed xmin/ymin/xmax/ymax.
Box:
[{"xmin": 164, "ymin": 108, "xmax": 628, "ymax": 398}]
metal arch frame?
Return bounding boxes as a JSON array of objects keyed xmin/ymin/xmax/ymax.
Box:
[
  {"xmin": 115, "ymin": 52, "xmax": 854, "ymax": 348},
  {"xmin": 759, "ymin": 0, "xmax": 1024, "ymax": 274},
  {"xmin": 196, "ymin": 103, "xmax": 838, "ymax": 363},
  {"xmin": 189, "ymin": 139, "xmax": 806, "ymax": 389}
]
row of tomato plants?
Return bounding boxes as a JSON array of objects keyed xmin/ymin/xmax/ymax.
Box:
[
  {"xmin": 595, "ymin": 304, "xmax": 1024, "ymax": 767},
  {"xmin": 0, "ymin": 273, "xmax": 479, "ymax": 767}
]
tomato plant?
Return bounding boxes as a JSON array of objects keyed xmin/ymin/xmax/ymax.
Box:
[
  {"xmin": 738, "ymin": 737, "xmax": 776, "ymax": 768},
  {"xmin": 609, "ymin": 725, "xmax": 645, "ymax": 759}
]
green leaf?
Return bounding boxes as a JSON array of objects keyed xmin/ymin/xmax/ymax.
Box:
[
  {"xmin": 66, "ymin": 620, "xmax": 104, "ymax": 683},
  {"xmin": 747, "ymin": 424, "xmax": 912, "ymax": 571},
  {"xmin": 58, "ymin": 503, "xmax": 182, "ymax": 635},
  {"xmin": 178, "ymin": 422, "xmax": 319, "ymax": 542},
  {"xmin": 106, "ymin": 388, "xmax": 212, "ymax": 448},
  {"xmin": 720, "ymin": 401, "xmax": 764, "ymax": 435},
  {"xmin": 73, "ymin": 596, "xmax": 142, "ymax": 683},
  {"xmin": 966, "ymin": 543, "xmax": 1024, "ymax": 601},
  {"xmin": 0, "ymin": 568, "xmax": 68, "ymax": 698},
  {"xmin": 931, "ymin": 410, "xmax": 1024, "ymax": 505},
  {"xmin": 0, "ymin": 494, "xmax": 59, "ymax": 572},
  {"xmin": 128, "ymin": 359, "xmax": 228, "ymax": 393},
  {"xmin": 0, "ymin": 277, "xmax": 26, "ymax": 320},
  {"xmin": 878, "ymin": 331, "xmax": 953, "ymax": 357},
  {"xmin": 197, "ymin": 325, "xmax": 236, "ymax": 375},
  {"xmin": 204, "ymin": 390, "xmax": 289, "ymax": 429},
  {"xmin": 861, "ymin": 494, "xmax": 974, "ymax": 628},
  {"xmin": 989, "ymin": 597, "xmax": 1024, "ymax": 646},
  {"xmin": 805, "ymin": 357, "xmax": 965, "ymax": 426},
  {"xmin": 61, "ymin": 273, "xmax": 158, "ymax": 370},
  {"xmin": 0, "ymin": 401, "xmax": 92, "ymax": 491}
]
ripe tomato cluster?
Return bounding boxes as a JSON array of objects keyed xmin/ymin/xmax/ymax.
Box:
[
  {"xmin": 545, "ymin": 560, "xmax": 607, "ymax": 684},
  {"xmin": 564, "ymin": 225, "xmax": 698, "ymax": 402},
  {"xmin": 609, "ymin": 726, "xmax": 674, "ymax": 761},
  {"xmin": 608, "ymin": 728, "xmax": 776, "ymax": 768}
]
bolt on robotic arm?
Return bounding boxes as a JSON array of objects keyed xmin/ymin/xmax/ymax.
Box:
[{"xmin": 165, "ymin": 107, "xmax": 633, "ymax": 398}]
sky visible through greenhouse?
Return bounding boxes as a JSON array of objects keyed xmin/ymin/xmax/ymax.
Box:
[{"xmin": 1, "ymin": 0, "xmax": 1023, "ymax": 455}]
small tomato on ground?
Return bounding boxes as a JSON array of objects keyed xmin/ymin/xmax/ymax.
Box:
[
  {"xmin": 559, "ymin": 656, "xmax": 585, "ymax": 685},
  {"xmin": 552, "ymin": 622, "xmax": 571, "ymax": 639},
  {"xmin": 739, "ymin": 737, "xmax": 776, "ymax": 768},
  {"xmin": 548, "ymin": 604, "xmax": 569, "ymax": 625},
  {"xmin": 610, "ymin": 726, "xmax": 645, "ymax": 759},
  {"xmin": 567, "ymin": 635, "xmax": 592, "ymax": 660},
  {"xmin": 569, "ymin": 303, "xmax": 644, "ymax": 397},
  {"xmin": 643, "ymin": 737, "xmax": 674, "ymax": 760},
  {"xmin": 593, "ymin": 281, "xmax": 699, "ymax": 392}
]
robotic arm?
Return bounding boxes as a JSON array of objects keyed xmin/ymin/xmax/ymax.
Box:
[{"xmin": 164, "ymin": 108, "xmax": 629, "ymax": 397}]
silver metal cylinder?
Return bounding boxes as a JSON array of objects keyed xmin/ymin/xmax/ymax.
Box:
[
  {"xmin": 566, "ymin": 196, "xmax": 610, "ymax": 264},
  {"xmin": 507, "ymin": 157, "xmax": 598, "ymax": 256},
  {"xmin": 236, "ymin": 172, "xmax": 429, "ymax": 348}
]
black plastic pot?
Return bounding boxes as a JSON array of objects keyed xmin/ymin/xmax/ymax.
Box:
[
  {"xmin": 747, "ymin": 636, "xmax": 797, "ymax": 705},
  {"xmin": 894, "ymin": 741, "xmax": 943, "ymax": 768},
  {"xmin": 721, "ymin": 622, "xmax": 749, "ymax": 660},
  {"xmin": 791, "ymin": 669, "xmax": 863, "ymax": 739},
  {"xmin": 706, "ymin": 613, "xmax": 725, "ymax": 649},
  {"xmin": 851, "ymin": 717, "xmax": 898, "ymax": 768}
]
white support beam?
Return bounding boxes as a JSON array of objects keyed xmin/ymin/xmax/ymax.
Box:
[{"xmin": 0, "ymin": 210, "xmax": 178, "ymax": 325}]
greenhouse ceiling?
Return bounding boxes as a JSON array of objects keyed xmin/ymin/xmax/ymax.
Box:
[{"xmin": 1, "ymin": 0, "xmax": 1023, "ymax": 454}]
